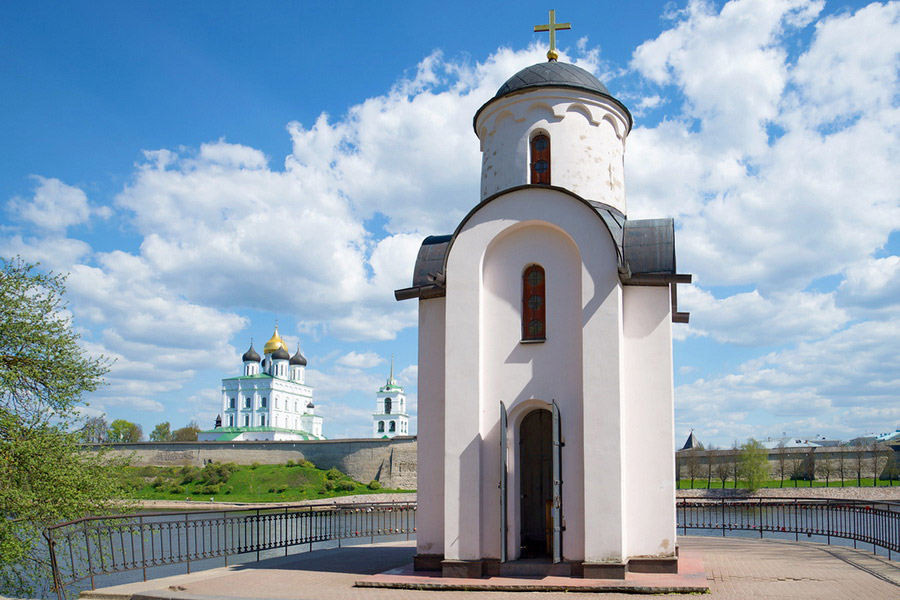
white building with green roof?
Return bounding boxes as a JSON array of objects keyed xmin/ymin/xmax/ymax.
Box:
[
  {"xmin": 199, "ymin": 325, "xmax": 324, "ymax": 441},
  {"xmin": 372, "ymin": 358, "xmax": 409, "ymax": 438}
]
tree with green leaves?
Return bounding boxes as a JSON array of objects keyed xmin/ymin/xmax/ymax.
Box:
[
  {"xmin": 738, "ymin": 439, "xmax": 769, "ymax": 491},
  {"xmin": 149, "ymin": 421, "xmax": 172, "ymax": 442},
  {"xmin": 108, "ymin": 419, "xmax": 143, "ymax": 443},
  {"xmin": 0, "ymin": 257, "xmax": 129, "ymax": 597},
  {"xmin": 172, "ymin": 420, "xmax": 201, "ymax": 441}
]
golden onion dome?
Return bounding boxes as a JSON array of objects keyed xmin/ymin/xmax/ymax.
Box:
[{"xmin": 263, "ymin": 325, "xmax": 288, "ymax": 354}]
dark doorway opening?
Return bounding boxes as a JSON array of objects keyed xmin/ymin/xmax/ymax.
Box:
[{"xmin": 519, "ymin": 409, "xmax": 552, "ymax": 558}]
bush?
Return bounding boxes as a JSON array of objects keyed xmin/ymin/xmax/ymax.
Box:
[
  {"xmin": 268, "ymin": 484, "xmax": 288, "ymax": 493},
  {"xmin": 169, "ymin": 485, "xmax": 185, "ymax": 494},
  {"xmin": 367, "ymin": 480, "xmax": 381, "ymax": 490},
  {"xmin": 286, "ymin": 460, "xmax": 295, "ymax": 467},
  {"xmin": 323, "ymin": 481, "xmax": 335, "ymax": 491},
  {"xmin": 250, "ymin": 461, "xmax": 261, "ymax": 470},
  {"xmin": 199, "ymin": 483, "xmax": 222, "ymax": 495},
  {"xmin": 150, "ymin": 477, "xmax": 166, "ymax": 489},
  {"xmin": 325, "ymin": 468, "xmax": 343, "ymax": 480},
  {"xmin": 298, "ymin": 459, "xmax": 315, "ymax": 468},
  {"xmin": 337, "ymin": 480, "xmax": 356, "ymax": 492},
  {"xmin": 180, "ymin": 466, "xmax": 201, "ymax": 484}
]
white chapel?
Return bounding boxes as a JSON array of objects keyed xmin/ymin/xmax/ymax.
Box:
[
  {"xmin": 372, "ymin": 358, "xmax": 410, "ymax": 438},
  {"xmin": 199, "ymin": 325, "xmax": 324, "ymax": 441},
  {"xmin": 396, "ymin": 18, "xmax": 690, "ymax": 579}
]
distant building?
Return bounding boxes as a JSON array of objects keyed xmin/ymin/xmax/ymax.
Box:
[
  {"xmin": 199, "ymin": 325, "xmax": 324, "ymax": 441},
  {"xmin": 372, "ymin": 358, "xmax": 409, "ymax": 438},
  {"xmin": 680, "ymin": 431, "xmax": 702, "ymax": 450},
  {"xmin": 760, "ymin": 437, "xmax": 820, "ymax": 449}
]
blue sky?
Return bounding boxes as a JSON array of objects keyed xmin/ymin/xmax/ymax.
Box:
[{"xmin": 2, "ymin": 1, "xmax": 898, "ymax": 446}]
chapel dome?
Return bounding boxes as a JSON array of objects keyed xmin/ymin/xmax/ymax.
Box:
[
  {"xmin": 290, "ymin": 347, "xmax": 308, "ymax": 366},
  {"xmin": 493, "ymin": 61, "xmax": 610, "ymax": 100},
  {"xmin": 263, "ymin": 325, "xmax": 288, "ymax": 354},
  {"xmin": 306, "ymin": 401, "xmax": 314, "ymax": 409},
  {"xmin": 242, "ymin": 343, "xmax": 261, "ymax": 363},
  {"xmin": 271, "ymin": 347, "xmax": 290, "ymax": 361}
]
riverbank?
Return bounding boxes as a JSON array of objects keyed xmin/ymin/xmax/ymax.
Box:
[
  {"xmin": 133, "ymin": 491, "xmax": 417, "ymax": 511},
  {"xmin": 677, "ymin": 487, "xmax": 899, "ymax": 501}
]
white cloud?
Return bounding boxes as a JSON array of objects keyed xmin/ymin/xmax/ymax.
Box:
[
  {"xmin": 837, "ymin": 255, "xmax": 900, "ymax": 314},
  {"xmin": 7, "ymin": 176, "xmax": 92, "ymax": 232},
  {"xmin": 336, "ymin": 351, "xmax": 383, "ymax": 369}
]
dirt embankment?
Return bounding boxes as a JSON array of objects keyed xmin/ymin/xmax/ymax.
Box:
[{"xmin": 677, "ymin": 487, "xmax": 900, "ymax": 502}]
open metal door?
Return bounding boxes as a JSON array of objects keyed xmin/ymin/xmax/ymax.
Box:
[
  {"xmin": 500, "ymin": 401, "xmax": 508, "ymax": 563},
  {"xmin": 551, "ymin": 399, "xmax": 562, "ymax": 563}
]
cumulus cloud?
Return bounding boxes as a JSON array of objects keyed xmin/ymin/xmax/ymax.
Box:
[
  {"xmin": 6, "ymin": 176, "xmax": 92, "ymax": 232},
  {"xmin": 337, "ymin": 351, "xmax": 383, "ymax": 369}
]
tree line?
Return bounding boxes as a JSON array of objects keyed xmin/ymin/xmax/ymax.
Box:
[
  {"xmin": 82, "ymin": 416, "xmax": 202, "ymax": 442},
  {"xmin": 678, "ymin": 440, "xmax": 899, "ymax": 489}
]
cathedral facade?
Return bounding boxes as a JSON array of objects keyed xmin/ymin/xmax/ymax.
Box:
[
  {"xmin": 372, "ymin": 360, "xmax": 410, "ymax": 438},
  {"xmin": 199, "ymin": 325, "xmax": 324, "ymax": 441}
]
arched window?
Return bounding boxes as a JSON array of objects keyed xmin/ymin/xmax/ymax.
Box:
[
  {"xmin": 389, "ymin": 421, "xmax": 396, "ymax": 432},
  {"xmin": 229, "ymin": 398, "xmax": 235, "ymax": 409},
  {"xmin": 244, "ymin": 415, "xmax": 250, "ymax": 427},
  {"xmin": 530, "ymin": 134, "xmax": 550, "ymax": 184},
  {"xmin": 261, "ymin": 397, "xmax": 267, "ymax": 408},
  {"xmin": 244, "ymin": 397, "xmax": 252, "ymax": 408},
  {"xmin": 385, "ymin": 398, "xmax": 392, "ymax": 414},
  {"xmin": 228, "ymin": 415, "xmax": 234, "ymax": 427},
  {"xmin": 260, "ymin": 415, "xmax": 266, "ymax": 427},
  {"xmin": 522, "ymin": 264, "xmax": 546, "ymax": 341},
  {"xmin": 378, "ymin": 421, "xmax": 385, "ymax": 433}
]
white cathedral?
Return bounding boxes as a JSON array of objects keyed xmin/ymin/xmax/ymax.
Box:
[
  {"xmin": 199, "ymin": 325, "xmax": 325, "ymax": 441},
  {"xmin": 396, "ymin": 16, "xmax": 690, "ymax": 579},
  {"xmin": 372, "ymin": 359, "xmax": 410, "ymax": 438}
]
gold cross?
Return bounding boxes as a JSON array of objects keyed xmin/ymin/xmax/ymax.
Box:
[{"xmin": 534, "ymin": 9, "xmax": 571, "ymax": 61}]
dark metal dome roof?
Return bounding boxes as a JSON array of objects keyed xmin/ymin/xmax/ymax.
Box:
[
  {"xmin": 306, "ymin": 401, "xmax": 314, "ymax": 408},
  {"xmin": 290, "ymin": 348, "xmax": 308, "ymax": 366},
  {"xmin": 271, "ymin": 347, "xmax": 290, "ymax": 361},
  {"xmin": 494, "ymin": 61, "xmax": 610, "ymax": 99},
  {"xmin": 242, "ymin": 343, "xmax": 260, "ymax": 363}
]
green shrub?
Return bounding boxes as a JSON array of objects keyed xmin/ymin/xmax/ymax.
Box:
[
  {"xmin": 268, "ymin": 484, "xmax": 287, "ymax": 493},
  {"xmin": 199, "ymin": 483, "xmax": 222, "ymax": 495},
  {"xmin": 367, "ymin": 480, "xmax": 381, "ymax": 490},
  {"xmin": 337, "ymin": 480, "xmax": 356, "ymax": 492},
  {"xmin": 222, "ymin": 485, "xmax": 233, "ymax": 494},
  {"xmin": 323, "ymin": 480, "xmax": 335, "ymax": 491},
  {"xmin": 150, "ymin": 477, "xmax": 166, "ymax": 489},
  {"xmin": 325, "ymin": 468, "xmax": 342, "ymax": 480},
  {"xmin": 250, "ymin": 461, "xmax": 261, "ymax": 470},
  {"xmin": 298, "ymin": 459, "xmax": 315, "ymax": 468},
  {"xmin": 169, "ymin": 485, "xmax": 185, "ymax": 494}
]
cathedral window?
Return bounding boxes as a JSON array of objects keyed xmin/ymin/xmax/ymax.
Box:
[
  {"xmin": 244, "ymin": 415, "xmax": 250, "ymax": 427},
  {"xmin": 229, "ymin": 398, "xmax": 235, "ymax": 409},
  {"xmin": 385, "ymin": 398, "xmax": 392, "ymax": 414},
  {"xmin": 530, "ymin": 133, "xmax": 551, "ymax": 184},
  {"xmin": 389, "ymin": 421, "xmax": 396, "ymax": 432},
  {"xmin": 260, "ymin": 415, "xmax": 266, "ymax": 427},
  {"xmin": 261, "ymin": 397, "xmax": 267, "ymax": 408},
  {"xmin": 522, "ymin": 264, "xmax": 546, "ymax": 341},
  {"xmin": 244, "ymin": 397, "xmax": 252, "ymax": 408},
  {"xmin": 228, "ymin": 415, "xmax": 234, "ymax": 427},
  {"xmin": 378, "ymin": 421, "xmax": 385, "ymax": 433}
]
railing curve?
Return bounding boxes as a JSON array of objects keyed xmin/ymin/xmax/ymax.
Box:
[
  {"xmin": 677, "ymin": 497, "xmax": 899, "ymax": 559},
  {"xmin": 44, "ymin": 501, "xmax": 416, "ymax": 600}
]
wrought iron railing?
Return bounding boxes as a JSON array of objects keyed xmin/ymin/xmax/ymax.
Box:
[
  {"xmin": 677, "ymin": 497, "xmax": 899, "ymax": 559},
  {"xmin": 44, "ymin": 501, "xmax": 415, "ymax": 600}
]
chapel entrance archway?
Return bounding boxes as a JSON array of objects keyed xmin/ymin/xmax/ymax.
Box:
[{"xmin": 519, "ymin": 408, "xmax": 553, "ymax": 558}]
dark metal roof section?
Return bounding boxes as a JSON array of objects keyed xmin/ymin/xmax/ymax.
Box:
[
  {"xmin": 271, "ymin": 347, "xmax": 290, "ymax": 361},
  {"xmin": 394, "ymin": 235, "xmax": 451, "ymax": 301},
  {"xmin": 680, "ymin": 431, "xmax": 702, "ymax": 451},
  {"xmin": 624, "ymin": 219, "xmax": 676, "ymax": 276},
  {"xmin": 290, "ymin": 347, "xmax": 307, "ymax": 366},
  {"xmin": 241, "ymin": 343, "xmax": 260, "ymax": 363},
  {"xmin": 474, "ymin": 62, "xmax": 633, "ymax": 133},
  {"xmin": 495, "ymin": 61, "xmax": 610, "ymax": 98}
]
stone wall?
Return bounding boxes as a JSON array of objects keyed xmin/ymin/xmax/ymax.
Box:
[
  {"xmin": 82, "ymin": 436, "xmax": 417, "ymax": 490},
  {"xmin": 676, "ymin": 445, "xmax": 899, "ymax": 483}
]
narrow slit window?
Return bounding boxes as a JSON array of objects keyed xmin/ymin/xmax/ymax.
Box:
[
  {"xmin": 530, "ymin": 134, "xmax": 551, "ymax": 184},
  {"xmin": 522, "ymin": 264, "xmax": 546, "ymax": 341}
]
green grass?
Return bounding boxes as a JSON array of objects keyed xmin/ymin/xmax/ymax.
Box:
[
  {"xmin": 120, "ymin": 462, "xmax": 411, "ymax": 502},
  {"xmin": 677, "ymin": 477, "xmax": 898, "ymax": 490}
]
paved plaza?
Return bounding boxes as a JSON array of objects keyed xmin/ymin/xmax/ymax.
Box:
[{"xmin": 82, "ymin": 536, "xmax": 900, "ymax": 600}]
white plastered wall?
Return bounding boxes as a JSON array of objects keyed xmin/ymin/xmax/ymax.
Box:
[
  {"xmin": 475, "ymin": 90, "xmax": 629, "ymax": 214},
  {"xmin": 416, "ymin": 297, "xmax": 446, "ymax": 558},
  {"xmin": 442, "ymin": 187, "xmax": 624, "ymax": 563},
  {"xmin": 623, "ymin": 285, "xmax": 676, "ymax": 559}
]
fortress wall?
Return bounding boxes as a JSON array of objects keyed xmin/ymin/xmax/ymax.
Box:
[{"xmin": 82, "ymin": 436, "xmax": 418, "ymax": 490}]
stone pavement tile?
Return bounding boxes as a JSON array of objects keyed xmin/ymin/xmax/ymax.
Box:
[{"xmin": 84, "ymin": 536, "xmax": 900, "ymax": 600}]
